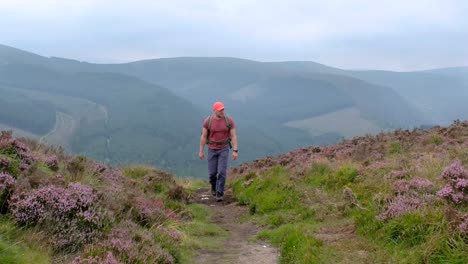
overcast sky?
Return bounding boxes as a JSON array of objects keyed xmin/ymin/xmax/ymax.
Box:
[{"xmin": 1, "ymin": 0, "xmax": 467, "ymax": 71}]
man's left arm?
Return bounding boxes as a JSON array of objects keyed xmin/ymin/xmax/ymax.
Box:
[{"xmin": 230, "ymin": 128, "xmax": 238, "ymax": 160}]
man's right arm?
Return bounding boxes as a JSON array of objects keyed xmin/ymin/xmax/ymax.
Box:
[{"xmin": 199, "ymin": 127, "xmax": 208, "ymax": 159}]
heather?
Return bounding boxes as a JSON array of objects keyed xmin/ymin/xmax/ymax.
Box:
[
  {"xmin": 230, "ymin": 120, "xmax": 468, "ymax": 263},
  {"xmin": 0, "ymin": 131, "xmax": 199, "ymax": 263},
  {"xmin": 1, "ymin": 119, "xmax": 468, "ymax": 263}
]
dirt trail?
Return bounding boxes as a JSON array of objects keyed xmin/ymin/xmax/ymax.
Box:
[{"xmin": 193, "ymin": 188, "xmax": 279, "ymax": 264}]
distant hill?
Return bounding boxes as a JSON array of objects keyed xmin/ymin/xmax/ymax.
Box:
[
  {"xmin": 423, "ymin": 66, "xmax": 468, "ymax": 79},
  {"xmin": 1, "ymin": 43, "xmax": 466, "ymax": 176},
  {"xmin": 272, "ymin": 60, "xmax": 468, "ymax": 126},
  {"xmin": 0, "ymin": 48, "xmax": 205, "ymax": 176}
]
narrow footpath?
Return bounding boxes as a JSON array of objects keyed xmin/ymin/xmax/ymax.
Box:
[{"xmin": 193, "ymin": 188, "xmax": 279, "ymax": 264}]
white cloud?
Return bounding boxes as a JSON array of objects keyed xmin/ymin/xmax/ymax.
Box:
[{"xmin": 0, "ymin": 0, "xmax": 467, "ymax": 70}]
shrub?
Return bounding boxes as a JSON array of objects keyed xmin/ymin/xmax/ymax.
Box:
[
  {"xmin": 443, "ymin": 207, "xmax": 468, "ymax": 235},
  {"xmin": 0, "ymin": 156, "xmax": 20, "ymax": 177},
  {"xmin": 0, "ymin": 137, "xmax": 28, "ymax": 156},
  {"xmin": 83, "ymin": 221, "xmax": 175, "ymax": 264},
  {"xmin": 436, "ymin": 160, "xmax": 468, "ymax": 205},
  {"xmin": 44, "ymin": 155, "xmax": 59, "ymax": 171},
  {"xmin": 67, "ymin": 156, "xmax": 87, "ymax": 180},
  {"xmin": 377, "ymin": 196, "xmax": 422, "ymax": 221},
  {"xmin": 132, "ymin": 197, "xmax": 178, "ymax": 227},
  {"xmin": 9, "ymin": 183, "xmax": 104, "ymax": 251},
  {"xmin": 392, "ymin": 177, "xmax": 435, "ymax": 195},
  {"xmin": 0, "ymin": 172, "xmax": 16, "ymax": 212},
  {"xmin": 167, "ymin": 185, "xmax": 190, "ymax": 202},
  {"xmin": 0, "ymin": 157, "xmax": 10, "ymax": 172},
  {"xmin": 72, "ymin": 252, "xmax": 121, "ymax": 264},
  {"xmin": 94, "ymin": 162, "xmax": 107, "ymax": 174}
]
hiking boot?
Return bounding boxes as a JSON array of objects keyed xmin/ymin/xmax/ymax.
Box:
[
  {"xmin": 216, "ymin": 192, "xmax": 224, "ymax": 202},
  {"xmin": 211, "ymin": 184, "xmax": 216, "ymax": 196}
]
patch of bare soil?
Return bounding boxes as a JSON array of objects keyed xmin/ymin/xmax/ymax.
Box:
[
  {"xmin": 193, "ymin": 188, "xmax": 279, "ymax": 264},
  {"xmin": 313, "ymin": 224, "xmax": 356, "ymax": 246}
]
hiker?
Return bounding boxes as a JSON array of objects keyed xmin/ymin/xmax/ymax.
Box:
[{"xmin": 199, "ymin": 101, "xmax": 238, "ymax": 202}]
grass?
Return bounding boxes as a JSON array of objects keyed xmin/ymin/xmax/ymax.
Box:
[
  {"xmin": 388, "ymin": 141, "xmax": 402, "ymax": 155},
  {"xmin": 258, "ymin": 223, "xmax": 323, "ymax": 263},
  {"xmin": 0, "ymin": 216, "xmax": 50, "ymax": 264},
  {"xmin": 233, "ymin": 167, "xmax": 303, "ymax": 215},
  {"xmin": 0, "ymin": 154, "xmax": 20, "ymax": 177},
  {"xmin": 177, "ymin": 204, "xmax": 228, "ymax": 262},
  {"xmin": 232, "ymin": 166, "xmax": 333, "ymax": 263},
  {"xmin": 230, "ymin": 150, "xmax": 468, "ymax": 264},
  {"xmin": 429, "ymin": 134, "xmax": 444, "ymax": 145},
  {"xmin": 176, "ymin": 177, "xmax": 208, "ymax": 191},
  {"xmin": 305, "ymin": 161, "xmax": 359, "ymax": 190}
]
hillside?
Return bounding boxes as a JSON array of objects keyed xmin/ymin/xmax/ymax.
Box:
[
  {"xmin": 105, "ymin": 57, "xmax": 426, "ymax": 129},
  {"xmin": 0, "ymin": 130, "xmax": 204, "ymax": 263},
  {"xmin": 228, "ymin": 120, "xmax": 468, "ymax": 263},
  {"xmin": 0, "ymin": 58, "xmax": 205, "ymax": 177},
  {"xmin": 57, "ymin": 55, "xmax": 429, "ymax": 148},
  {"xmin": 272, "ymin": 61, "xmax": 468, "ymax": 126},
  {"xmin": 1, "ymin": 121, "xmax": 467, "ymax": 263},
  {"xmin": 2, "ymin": 44, "xmax": 467, "ymax": 177},
  {"xmin": 0, "ymin": 129, "xmax": 283, "ymax": 263}
]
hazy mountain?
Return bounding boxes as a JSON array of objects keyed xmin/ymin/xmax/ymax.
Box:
[
  {"xmin": 273, "ymin": 60, "xmax": 468, "ymax": 125},
  {"xmin": 0, "ymin": 55, "xmax": 206, "ymax": 176},
  {"xmin": 423, "ymin": 66, "xmax": 468, "ymax": 79},
  {"xmin": 346, "ymin": 70, "xmax": 468, "ymax": 125},
  {"xmin": 1, "ymin": 43, "xmax": 462, "ymax": 177}
]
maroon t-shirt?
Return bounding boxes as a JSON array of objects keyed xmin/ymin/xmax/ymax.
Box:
[{"xmin": 203, "ymin": 116, "xmax": 235, "ymax": 149}]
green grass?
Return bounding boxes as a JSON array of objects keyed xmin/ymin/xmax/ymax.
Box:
[
  {"xmin": 284, "ymin": 107, "xmax": 385, "ymax": 139},
  {"xmin": 36, "ymin": 162, "xmax": 55, "ymax": 177},
  {"xmin": 429, "ymin": 134, "xmax": 444, "ymax": 145},
  {"xmin": 178, "ymin": 204, "xmax": 228, "ymax": 262},
  {"xmin": 0, "ymin": 216, "xmax": 50, "ymax": 264},
  {"xmin": 177, "ymin": 177, "xmax": 208, "ymax": 191},
  {"xmin": 122, "ymin": 165, "xmax": 151, "ymax": 179},
  {"xmin": 305, "ymin": 162, "xmax": 332, "ymax": 187},
  {"xmin": 232, "ymin": 167, "xmax": 327, "ymax": 263},
  {"xmin": 122, "ymin": 165, "xmax": 176, "ymax": 194},
  {"xmin": 389, "ymin": 142, "xmax": 402, "ymax": 155},
  {"xmin": 231, "ymin": 155, "xmax": 468, "ymax": 263},
  {"xmin": 305, "ymin": 162, "xmax": 358, "ymax": 190},
  {"xmin": 0, "ymin": 154, "xmax": 21, "ymax": 177},
  {"xmin": 233, "ymin": 167, "xmax": 303, "ymax": 214},
  {"xmin": 258, "ymin": 223, "xmax": 323, "ymax": 263},
  {"xmin": 350, "ymin": 197, "xmax": 468, "ymax": 263},
  {"xmin": 424, "ymin": 233, "xmax": 468, "ymax": 263},
  {"xmin": 383, "ymin": 212, "xmax": 441, "ymax": 247}
]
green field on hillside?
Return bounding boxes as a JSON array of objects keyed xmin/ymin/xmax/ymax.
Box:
[{"xmin": 285, "ymin": 107, "xmax": 386, "ymax": 139}]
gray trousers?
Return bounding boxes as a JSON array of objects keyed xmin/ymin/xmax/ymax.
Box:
[{"xmin": 208, "ymin": 147, "xmax": 229, "ymax": 196}]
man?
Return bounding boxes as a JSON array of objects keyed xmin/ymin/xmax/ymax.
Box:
[{"xmin": 199, "ymin": 101, "xmax": 238, "ymax": 202}]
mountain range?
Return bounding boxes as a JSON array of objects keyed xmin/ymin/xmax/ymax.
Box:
[{"xmin": 0, "ymin": 44, "xmax": 467, "ymax": 177}]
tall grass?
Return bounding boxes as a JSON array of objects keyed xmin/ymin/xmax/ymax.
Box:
[{"xmin": 0, "ymin": 216, "xmax": 50, "ymax": 264}]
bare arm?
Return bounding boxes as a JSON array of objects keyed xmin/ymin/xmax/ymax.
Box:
[
  {"xmin": 230, "ymin": 128, "xmax": 238, "ymax": 150},
  {"xmin": 230, "ymin": 128, "xmax": 238, "ymax": 160},
  {"xmin": 199, "ymin": 127, "xmax": 208, "ymax": 159}
]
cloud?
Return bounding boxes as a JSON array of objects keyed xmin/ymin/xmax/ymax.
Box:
[{"xmin": 0, "ymin": 0, "xmax": 467, "ymax": 70}]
